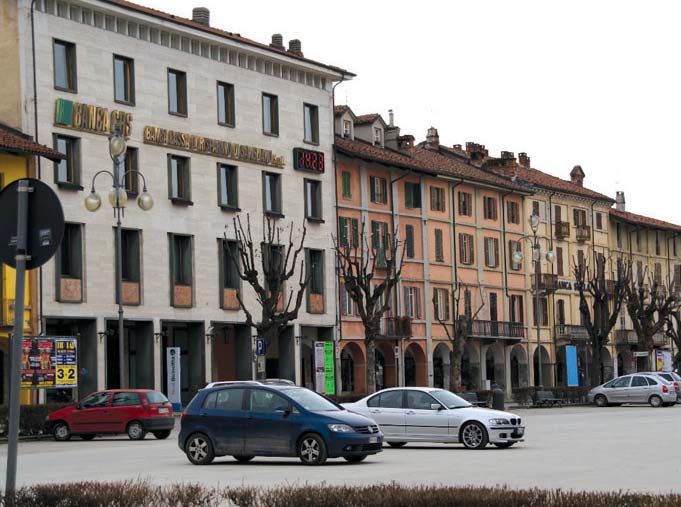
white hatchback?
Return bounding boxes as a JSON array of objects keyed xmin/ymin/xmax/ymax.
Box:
[{"xmin": 343, "ymin": 387, "xmax": 524, "ymax": 450}]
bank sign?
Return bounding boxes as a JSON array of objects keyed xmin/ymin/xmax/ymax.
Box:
[
  {"xmin": 20, "ymin": 336, "xmax": 77, "ymax": 389},
  {"xmin": 54, "ymin": 98, "xmax": 132, "ymax": 137}
]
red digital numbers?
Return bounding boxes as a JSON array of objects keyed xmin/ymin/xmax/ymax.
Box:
[{"xmin": 293, "ymin": 148, "xmax": 324, "ymax": 173}]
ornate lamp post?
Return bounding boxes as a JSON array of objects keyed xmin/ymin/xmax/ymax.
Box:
[
  {"xmin": 84, "ymin": 126, "xmax": 153, "ymax": 389},
  {"xmin": 512, "ymin": 213, "xmax": 555, "ymax": 388}
]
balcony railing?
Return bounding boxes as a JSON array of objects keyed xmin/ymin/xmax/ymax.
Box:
[
  {"xmin": 555, "ymin": 324, "xmax": 589, "ymax": 341},
  {"xmin": 615, "ymin": 329, "xmax": 637, "ymax": 345},
  {"xmin": 554, "ymin": 221, "xmax": 570, "ymax": 239},
  {"xmin": 531, "ymin": 273, "xmax": 558, "ymax": 293},
  {"xmin": 384, "ymin": 316, "xmax": 412, "ymax": 338},
  {"xmin": 467, "ymin": 320, "xmax": 525, "ymax": 340},
  {"xmin": 576, "ymin": 225, "xmax": 591, "ymax": 242}
]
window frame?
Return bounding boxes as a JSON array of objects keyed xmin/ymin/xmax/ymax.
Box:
[
  {"xmin": 170, "ymin": 233, "xmax": 193, "ymax": 288},
  {"xmin": 216, "ymin": 81, "xmax": 236, "ymax": 127},
  {"xmin": 53, "ymin": 39, "xmax": 77, "ymax": 93},
  {"xmin": 306, "ymin": 249, "xmax": 325, "ymax": 296},
  {"xmin": 507, "ymin": 201, "xmax": 520, "ymax": 225},
  {"xmin": 113, "ymin": 54, "xmax": 135, "ymax": 106},
  {"xmin": 120, "ymin": 228, "xmax": 141, "ymax": 284},
  {"xmin": 430, "ymin": 186, "xmax": 446, "ymax": 212},
  {"xmin": 341, "ymin": 171, "xmax": 352, "ymax": 199},
  {"xmin": 262, "ymin": 171, "xmax": 283, "ymax": 216},
  {"xmin": 405, "ymin": 224, "xmax": 415, "ymax": 259},
  {"xmin": 484, "ymin": 237, "xmax": 499, "ymax": 268},
  {"xmin": 167, "ymin": 154, "xmax": 192, "ymax": 204},
  {"xmin": 404, "ymin": 182, "xmax": 422, "ymax": 209},
  {"xmin": 217, "ymin": 163, "xmax": 239, "ymax": 210},
  {"xmin": 53, "ymin": 134, "xmax": 82, "ymax": 189},
  {"xmin": 123, "ymin": 146, "xmax": 139, "ymax": 195},
  {"xmin": 167, "ymin": 68, "xmax": 187, "ymax": 117},
  {"xmin": 303, "ymin": 103, "xmax": 319, "ymax": 145},
  {"xmin": 304, "ymin": 178, "xmax": 323, "ymax": 222},
  {"xmin": 459, "ymin": 233, "xmax": 475, "ymax": 265},
  {"xmin": 458, "ymin": 191, "xmax": 472, "ymax": 217},
  {"xmin": 434, "ymin": 228, "xmax": 444, "ymax": 262},
  {"xmin": 483, "ymin": 196, "xmax": 498, "ymax": 221},
  {"xmin": 262, "ymin": 92, "xmax": 279, "ymax": 136},
  {"xmin": 220, "ymin": 238, "xmax": 241, "ymax": 292}
]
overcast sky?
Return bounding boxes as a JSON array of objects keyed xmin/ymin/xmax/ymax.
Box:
[{"xmin": 141, "ymin": 0, "xmax": 681, "ymax": 224}]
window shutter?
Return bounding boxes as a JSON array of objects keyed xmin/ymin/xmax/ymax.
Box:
[
  {"xmin": 370, "ymin": 176, "xmax": 376, "ymax": 202},
  {"xmin": 459, "ymin": 234, "xmax": 465, "ymax": 263},
  {"xmin": 371, "ymin": 221, "xmax": 379, "ymax": 248},
  {"xmin": 433, "ymin": 289, "xmax": 440, "ymax": 320},
  {"xmin": 518, "ymin": 296, "xmax": 524, "ymax": 324},
  {"xmin": 573, "ymin": 208, "xmax": 579, "ymax": 226},
  {"xmin": 381, "ymin": 178, "xmax": 387, "ymax": 204},
  {"xmin": 405, "ymin": 184, "xmax": 413, "ymax": 208},
  {"xmin": 444, "ymin": 289, "xmax": 450, "ymax": 320},
  {"xmin": 416, "ymin": 287, "xmax": 421, "ymax": 319},
  {"xmin": 405, "ymin": 225, "xmax": 414, "ymax": 258},
  {"xmin": 351, "ymin": 219, "xmax": 359, "ymax": 247},
  {"xmin": 339, "ymin": 217, "xmax": 348, "ymax": 245},
  {"xmin": 484, "ymin": 238, "xmax": 490, "ymax": 266},
  {"xmin": 342, "ymin": 172, "xmax": 351, "ymax": 198},
  {"xmin": 430, "ymin": 187, "xmax": 436, "ymax": 210},
  {"xmin": 555, "ymin": 205, "xmax": 561, "ymax": 223},
  {"xmin": 469, "ymin": 235, "xmax": 474, "ymax": 264},
  {"xmin": 493, "ymin": 238, "xmax": 499, "ymax": 267},
  {"xmin": 435, "ymin": 229, "xmax": 443, "ymax": 262}
]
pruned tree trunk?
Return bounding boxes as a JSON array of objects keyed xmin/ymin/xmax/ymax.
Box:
[
  {"xmin": 365, "ymin": 337, "xmax": 377, "ymax": 395},
  {"xmin": 449, "ymin": 340, "xmax": 463, "ymax": 393}
]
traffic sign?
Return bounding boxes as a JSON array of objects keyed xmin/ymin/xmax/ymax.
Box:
[{"xmin": 255, "ymin": 338, "xmax": 267, "ymax": 356}]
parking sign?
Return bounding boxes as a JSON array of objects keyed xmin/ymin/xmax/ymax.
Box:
[{"xmin": 255, "ymin": 338, "xmax": 267, "ymax": 356}]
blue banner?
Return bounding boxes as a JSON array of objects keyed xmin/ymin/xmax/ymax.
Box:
[{"xmin": 566, "ymin": 345, "xmax": 579, "ymax": 386}]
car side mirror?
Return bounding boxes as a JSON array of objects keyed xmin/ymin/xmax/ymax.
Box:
[
  {"xmin": 431, "ymin": 403, "xmax": 443, "ymax": 411},
  {"xmin": 75, "ymin": 403, "xmax": 81, "ymax": 410},
  {"xmin": 275, "ymin": 405, "xmax": 291, "ymax": 416}
]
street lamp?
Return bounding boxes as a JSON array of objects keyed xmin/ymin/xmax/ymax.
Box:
[
  {"xmin": 512, "ymin": 213, "xmax": 554, "ymax": 389},
  {"xmin": 84, "ymin": 125, "xmax": 153, "ymax": 389}
]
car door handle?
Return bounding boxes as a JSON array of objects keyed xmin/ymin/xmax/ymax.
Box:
[
  {"xmin": 369, "ymin": 409, "xmax": 381, "ymax": 413},
  {"xmin": 406, "ymin": 410, "xmax": 416, "ymax": 415},
  {"xmin": 199, "ymin": 412, "xmax": 208, "ymax": 417}
]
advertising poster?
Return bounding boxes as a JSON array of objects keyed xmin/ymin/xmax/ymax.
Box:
[
  {"xmin": 314, "ymin": 342, "xmax": 325, "ymax": 394},
  {"xmin": 324, "ymin": 341, "xmax": 335, "ymax": 395},
  {"xmin": 20, "ymin": 336, "xmax": 77, "ymax": 389},
  {"xmin": 656, "ymin": 350, "xmax": 664, "ymax": 371},
  {"xmin": 566, "ymin": 345, "xmax": 579, "ymax": 387},
  {"xmin": 166, "ymin": 347, "xmax": 182, "ymax": 410}
]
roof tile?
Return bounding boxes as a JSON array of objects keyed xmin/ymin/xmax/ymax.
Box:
[
  {"xmin": 0, "ymin": 125, "xmax": 64, "ymax": 161},
  {"xmin": 610, "ymin": 209, "xmax": 681, "ymax": 233}
]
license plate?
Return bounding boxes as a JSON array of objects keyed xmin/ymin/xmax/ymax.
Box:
[
  {"xmin": 158, "ymin": 408, "xmax": 169, "ymax": 414},
  {"xmin": 369, "ymin": 436, "xmax": 379, "ymax": 443}
]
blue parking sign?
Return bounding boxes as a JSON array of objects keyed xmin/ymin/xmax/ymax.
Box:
[{"xmin": 256, "ymin": 338, "xmax": 267, "ymax": 356}]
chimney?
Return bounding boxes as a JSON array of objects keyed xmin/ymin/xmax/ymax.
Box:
[
  {"xmin": 453, "ymin": 144, "xmax": 462, "ymax": 150},
  {"xmin": 398, "ymin": 135, "xmax": 415, "ymax": 150},
  {"xmin": 615, "ymin": 191, "xmax": 626, "ymax": 212},
  {"xmin": 570, "ymin": 165, "xmax": 585, "ymax": 187},
  {"xmin": 500, "ymin": 151, "xmax": 515, "ymax": 160},
  {"xmin": 288, "ymin": 39, "xmax": 303, "ymax": 57},
  {"xmin": 426, "ymin": 127, "xmax": 439, "ymax": 148},
  {"xmin": 465, "ymin": 142, "xmax": 488, "ymax": 160},
  {"xmin": 192, "ymin": 7, "xmax": 210, "ymax": 26},
  {"xmin": 388, "ymin": 109, "xmax": 394, "ymax": 128},
  {"xmin": 518, "ymin": 152, "xmax": 530, "ymax": 168},
  {"xmin": 270, "ymin": 33, "xmax": 285, "ymax": 51}
]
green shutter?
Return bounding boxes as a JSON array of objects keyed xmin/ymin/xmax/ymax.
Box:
[
  {"xmin": 370, "ymin": 176, "xmax": 376, "ymax": 202},
  {"xmin": 342, "ymin": 171, "xmax": 351, "ymax": 198},
  {"xmin": 381, "ymin": 178, "xmax": 387, "ymax": 204},
  {"xmin": 405, "ymin": 184, "xmax": 413, "ymax": 208},
  {"xmin": 338, "ymin": 217, "xmax": 348, "ymax": 245},
  {"xmin": 351, "ymin": 219, "xmax": 359, "ymax": 247}
]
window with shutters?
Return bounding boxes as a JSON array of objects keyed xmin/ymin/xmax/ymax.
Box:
[
  {"xmin": 532, "ymin": 200, "xmax": 540, "ymax": 217},
  {"xmin": 674, "ymin": 239, "xmax": 678, "ymax": 257},
  {"xmin": 343, "ymin": 120, "xmax": 352, "ymax": 138},
  {"xmin": 674, "ymin": 265, "xmax": 681, "ymax": 286},
  {"xmin": 654, "ymin": 262, "xmax": 662, "ymax": 284},
  {"xmin": 340, "ymin": 285, "xmax": 354, "ymax": 315},
  {"xmin": 404, "ymin": 182, "xmax": 421, "ymax": 209},
  {"xmin": 405, "ymin": 224, "xmax": 415, "ymax": 259},
  {"xmin": 369, "ymin": 176, "xmax": 388, "ymax": 204},
  {"xmin": 459, "ymin": 233, "xmax": 474, "ymax": 265},
  {"xmin": 507, "ymin": 201, "xmax": 520, "ymax": 224},
  {"xmin": 371, "ymin": 221, "xmax": 389, "ymax": 266},
  {"xmin": 484, "ymin": 237, "xmax": 499, "ymax": 268},
  {"xmin": 596, "ymin": 212, "xmax": 603, "ymax": 230},
  {"xmin": 616, "ymin": 223, "xmax": 622, "ymax": 248},
  {"xmin": 338, "ymin": 217, "xmax": 359, "ymax": 247},
  {"xmin": 510, "ymin": 295, "xmax": 524, "ymax": 324},
  {"xmin": 655, "ymin": 231, "xmax": 661, "ymax": 256},
  {"xmin": 509, "ymin": 240, "xmax": 522, "ymax": 271},
  {"xmin": 458, "ymin": 191, "xmax": 472, "ymax": 216},
  {"xmin": 573, "ymin": 208, "xmax": 587, "ymax": 227},
  {"xmin": 433, "ymin": 288, "xmax": 450, "ymax": 321},
  {"xmin": 637, "ymin": 260, "xmax": 644, "ymax": 285},
  {"xmin": 554, "ymin": 205, "xmax": 562, "ymax": 223},
  {"xmin": 404, "ymin": 286, "xmax": 421, "ymax": 319},
  {"xmin": 464, "ymin": 289, "xmax": 472, "ymax": 319},
  {"xmin": 577, "ymin": 250, "xmax": 585, "ymax": 270},
  {"xmin": 434, "ymin": 228, "xmax": 444, "ymax": 262},
  {"xmin": 341, "ymin": 171, "xmax": 352, "ymax": 199},
  {"xmin": 556, "ymin": 246, "xmax": 564, "ymax": 276},
  {"xmin": 483, "ymin": 196, "xmax": 498, "ymax": 220},
  {"xmin": 430, "ymin": 186, "xmax": 446, "ymax": 212},
  {"xmin": 532, "ymin": 297, "xmax": 549, "ymax": 326}
]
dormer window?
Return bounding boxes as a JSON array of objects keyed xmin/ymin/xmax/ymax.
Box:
[
  {"xmin": 373, "ymin": 127, "xmax": 382, "ymax": 146},
  {"xmin": 343, "ymin": 120, "xmax": 352, "ymax": 138}
]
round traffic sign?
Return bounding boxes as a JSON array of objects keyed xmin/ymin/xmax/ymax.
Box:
[{"xmin": 0, "ymin": 178, "xmax": 65, "ymax": 270}]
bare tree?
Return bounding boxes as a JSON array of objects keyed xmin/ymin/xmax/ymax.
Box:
[
  {"xmin": 625, "ymin": 265, "xmax": 680, "ymax": 351},
  {"xmin": 334, "ymin": 220, "xmax": 404, "ymax": 394},
  {"xmin": 224, "ymin": 215, "xmax": 310, "ymax": 377},
  {"xmin": 433, "ymin": 285, "xmax": 485, "ymax": 393},
  {"xmin": 664, "ymin": 311, "xmax": 681, "ymax": 370},
  {"xmin": 573, "ymin": 253, "xmax": 630, "ymax": 387}
]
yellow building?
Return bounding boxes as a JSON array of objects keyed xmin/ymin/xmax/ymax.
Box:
[{"xmin": 0, "ymin": 123, "xmax": 64, "ymax": 404}]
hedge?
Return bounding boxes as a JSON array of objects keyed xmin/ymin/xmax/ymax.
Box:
[
  {"xmin": 3, "ymin": 481, "xmax": 681, "ymax": 507},
  {"xmin": 0, "ymin": 404, "xmax": 70, "ymax": 437}
]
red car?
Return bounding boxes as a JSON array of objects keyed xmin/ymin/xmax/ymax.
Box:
[{"xmin": 46, "ymin": 389, "xmax": 174, "ymax": 441}]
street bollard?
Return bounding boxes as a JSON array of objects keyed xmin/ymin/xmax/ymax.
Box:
[{"xmin": 492, "ymin": 388, "xmax": 505, "ymax": 411}]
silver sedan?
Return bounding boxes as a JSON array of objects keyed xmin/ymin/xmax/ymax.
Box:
[
  {"xmin": 342, "ymin": 387, "xmax": 524, "ymax": 450},
  {"xmin": 588, "ymin": 374, "xmax": 677, "ymax": 407}
]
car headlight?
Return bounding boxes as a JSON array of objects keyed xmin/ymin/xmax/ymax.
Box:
[
  {"xmin": 488, "ymin": 418, "xmax": 510, "ymax": 425},
  {"xmin": 328, "ymin": 424, "xmax": 354, "ymax": 433}
]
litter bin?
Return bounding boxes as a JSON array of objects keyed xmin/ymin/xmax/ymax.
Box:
[{"xmin": 492, "ymin": 388, "xmax": 505, "ymax": 411}]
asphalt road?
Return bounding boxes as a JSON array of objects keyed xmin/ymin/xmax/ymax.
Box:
[{"xmin": 1, "ymin": 405, "xmax": 680, "ymax": 492}]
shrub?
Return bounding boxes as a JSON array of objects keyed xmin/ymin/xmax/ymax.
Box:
[{"xmin": 0, "ymin": 403, "xmax": 70, "ymax": 437}]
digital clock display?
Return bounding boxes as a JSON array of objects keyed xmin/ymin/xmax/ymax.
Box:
[{"xmin": 293, "ymin": 148, "xmax": 325, "ymax": 173}]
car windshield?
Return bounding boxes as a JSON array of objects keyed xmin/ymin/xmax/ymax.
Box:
[
  {"xmin": 281, "ymin": 388, "xmax": 341, "ymax": 412},
  {"xmin": 430, "ymin": 389, "xmax": 472, "ymax": 408},
  {"xmin": 146, "ymin": 392, "xmax": 169, "ymax": 404}
]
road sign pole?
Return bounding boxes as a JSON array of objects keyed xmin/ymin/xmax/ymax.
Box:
[{"xmin": 6, "ymin": 179, "xmax": 30, "ymax": 498}]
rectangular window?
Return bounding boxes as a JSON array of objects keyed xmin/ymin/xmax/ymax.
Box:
[
  {"xmin": 221, "ymin": 239, "xmax": 239, "ymax": 290},
  {"xmin": 263, "ymin": 172, "xmax": 282, "ymax": 215},
  {"xmin": 458, "ymin": 191, "xmax": 472, "ymax": 216},
  {"xmin": 303, "ymin": 103, "xmax": 319, "ymax": 144},
  {"xmin": 59, "ymin": 223, "xmax": 82, "ymax": 279},
  {"xmin": 340, "ymin": 285, "xmax": 353, "ymax": 315},
  {"xmin": 554, "ymin": 205, "xmax": 562, "ymax": 223},
  {"xmin": 341, "ymin": 171, "xmax": 352, "ymax": 199},
  {"xmin": 556, "ymin": 246, "xmax": 564, "ymax": 276},
  {"xmin": 637, "ymin": 260, "xmax": 644, "ymax": 285},
  {"xmin": 430, "ymin": 186, "xmax": 446, "ymax": 212},
  {"xmin": 532, "ymin": 200, "xmax": 540, "ymax": 216},
  {"xmin": 167, "ymin": 69, "xmax": 187, "ymax": 116},
  {"xmin": 168, "ymin": 155, "xmax": 191, "ymax": 202},
  {"xmin": 434, "ymin": 228, "xmax": 444, "ymax": 262},
  {"xmin": 507, "ymin": 201, "xmax": 520, "ymax": 224},
  {"xmin": 405, "ymin": 182, "xmax": 421, "ymax": 209},
  {"xmin": 338, "ymin": 216, "xmax": 359, "ymax": 247},
  {"xmin": 404, "ymin": 286, "xmax": 421, "ymax": 319},
  {"xmin": 596, "ymin": 212, "xmax": 603, "ymax": 230},
  {"xmin": 53, "ymin": 39, "xmax": 77, "ymax": 92},
  {"xmin": 217, "ymin": 164, "xmax": 238, "ymax": 209},
  {"xmin": 674, "ymin": 239, "xmax": 678, "ymax": 257},
  {"xmin": 577, "ymin": 250, "xmax": 585, "ymax": 270},
  {"xmin": 464, "ymin": 289, "xmax": 472, "ymax": 319},
  {"xmin": 262, "ymin": 93, "xmax": 279, "ymax": 135},
  {"xmin": 53, "ymin": 135, "xmax": 80, "ymax": 186},
  {"xmin": 636, "ymin": 230, "xmax": 642, "ymax": 253},
  {"xmin": 616, "ymin": 223, "xmax": 622, "ymax": 248},
  {"xmin": 123, "ymin": 147, "xmax": 138, "ymax": 194},
  {"xmin": 217, "ymin": 81, "xmax": 235, "ymax": 126},
  {"xmin": 484, "ymin": 237, "xmax": 499, "ymax": 268},
  {"xmin": 120, "ymin": 229, "xmax": 141, "ymax": 283},
  {"xmin": 654, "ymin": 262, "xmax": 662, "ymax": 284},
  {"xmin": 373, "ymin": 127, "xmax": 382, "ymax": 146},
  {"xmin": 343, "ymin": 120, "xmax": 352, "ymax": 138},
  {"xmin": 573, "ymin": 208, "xmax": 587, "ymax": 227},
  {"xmin": 304, "ymin": 179, "xmax": 322, "ymax": 220},
  {"xmin": 307, "ymin": 249, "xmax": 324, "ymax": 295},
  {"xmin": 510, "ymin": 295, "xmax": 524, "ymax": 324},
  {"xmin": 655, "ymin": 231, "xmax": 661, "ymax": 256},
  {"xmin": 509, "ymin": 240, "xmax": 522, "ymax": 271},
  {"xmin": 459, "ymin": 233, "xmax": 474, "ymax": 265},
  {"xmin": 171, "ymin": 234, "xmax": 192, "ymax": 286},
  {"xmin": 532, "ymin": 297, "xmax": 549, "ymax": 326},
  {"xmin": 483, "ymin": 196, "xmax": 498, "ymax": 220},
  {"xmin": 405, "ymin": 224, "xmax": 415, "ymax": 259},
  {"xmin": 113, "ymin": 54, "xmax": 134, "ymax": 104},
  {"xmin": 371, "ymin": 221, "xmax": 389, "ymax": 250},
  {"xmin": 369, "ymin": 176, "xmax": 388, "ymax": 204},
  {"xmin": 433, "ymin": 288, "xmax": 450, "ymax": 321},
  {"xmin": 674, "ymin": 265, "xmax": 681, "ymax": 286}
]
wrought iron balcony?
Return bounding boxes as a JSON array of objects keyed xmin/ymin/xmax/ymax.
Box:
[
  {"xmin": 531, "ymin": 273, "xmax": 558, "ymax": 293},
  {"xmin": 576, "ymin": 225, "xmax": 591, "ymax": 242},
  {"xmin": 554, "ymin": 221, "xmax": 570, "ymax": 239},
  {"xmin": 467, "ymin": 320, "xmax": 525, "ymax": 340},
  {"xmin": 615, "ymin": 329, "xmax": 637, "ymax": 345},
  {"xmin": 384, "ymin": 316, "xmax": 412, "ymax": 338},
  {"xmin": 555, "ymin": 324, "xmax": 589, "ymax": 341}
]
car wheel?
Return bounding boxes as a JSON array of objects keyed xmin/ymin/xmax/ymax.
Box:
[
  {"xmin": 185, "ymin": 433, "xmax": 215, "ymax": 465},
  {"xmin": 460, "ymin": 422, "xmax": 488, "ymax": 450},
  {"xmin": 387, "ymin": 442, "xmax": 407, "ymax": 448},
  {"xmin": 649, "ymin": 395, "xmax": 663, "ymax": 408},
  {"xmin": 493, "ymin": 442, "xmax": 515, "ymax": 449},
  {"xmin": 233, "ymin": 455, "xmax": 255, "ymax": 463},
  {"xmin": 298, "ymin": 433, "xmax": 328, "ymax": 466},
  {"xmin": 126, "ymin": 421, "xmax": 147, "ymax": 440},
  {"xmin": 152, "ymin": 430, "xmax": 171, "ymax": 440},
  {"xmin": 594, "ymin": 394, "xmax": 608, "ymax": 407},
  {"xmin": 80, "ymin": 434, "xmax": 96, "ymax": 441},
  {"xmin": 344, "ymin": 455, "xmax": 368, "ymax": 463},
  {"xmin": 53, "ymin": 422, "xmax": 71, "ymax": 442}
]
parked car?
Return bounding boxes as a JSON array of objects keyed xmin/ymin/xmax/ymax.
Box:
[
  {"xmin": 638, "ymin": 371, "xmax": 681, "ymax": 402},
  {"xmin": 46, "ymin": 389, "xmax": 174, "ymax": 441},
  {"xmin": 179, "ymin": 384, "xmax": 382, "ymax": 466},
  {"xmin": 588, "ymin": 374, "xmax": 677, "ymax": 407},
  {"xmin": 342, "ymin": 387, "xmax": 524, "ymax": 450},
  {"xmin": 203, "ymin": 379, "xmax": 295, "ymax": 389}
]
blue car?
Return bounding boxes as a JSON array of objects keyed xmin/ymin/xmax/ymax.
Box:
[{"xmin": 178, "ymin": 383, "xmax": 383, "ymax": 465}]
